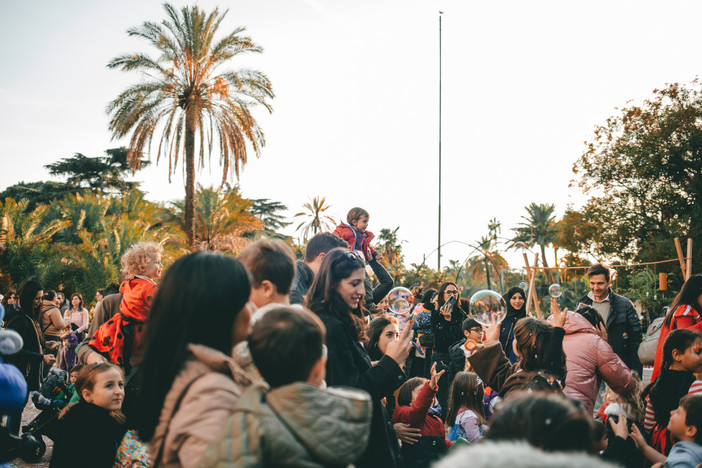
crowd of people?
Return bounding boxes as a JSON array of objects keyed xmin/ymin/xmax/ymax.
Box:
[{"xmin": 1, "ymin": 206, "xmax": 702, "ymax": 467}]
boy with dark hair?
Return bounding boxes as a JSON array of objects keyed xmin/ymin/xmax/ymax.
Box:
[
  {"xmin": 448, "ymin": 318, "xmax": 484, "ymax": 378},
  {"xmin": 290, "ymin": 232, "xmax": 348, "ymax": 305},
  {"xmin": 199, "ymin": 307, "xmax": 373, "ymax": 468},
  {"xmin": 237, "ymin": 238, "xmax": 296, "ymax": 308}
]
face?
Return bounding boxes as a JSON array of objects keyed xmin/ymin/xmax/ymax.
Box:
[
  {"xmin": 33, "ymin": 290, "xmax": 44, "ymax": 311},
  {"xmin": 82, "ymin": 368, "xmax": 124, "ymax": 411},
  {"xmin": 510, "ymin": 292, "xmax": 525, "ymax": 310},
  {"xmin": 70, "ymin": 371, "xmax": 78, "ymax": 385},
  {"xmin": 57, "ymin": 293, "xmax": 64, "ymax": 303},
  {"xmin": 143, "ymin": 253, "xmax": 163, "ymax": 279},
  {"xmin": 443, "ymin": 284, "xmax": 459, "ymax": 304},
  {"xmin": 464, "ymin": 325, "xmax": 484, "ymax": 343},
  {"xmin": 378, "ymin": 323, "xmax": 400, "ymax": 355},
  {"xmin": 71, "ymin": 295, "xmax": 81, "ymax": 308},
  {"xmin": 677, "ymin": 340, "xmax": 702, "ymax": 373},
  {"xmin": 353, "ymin": 215, "xmax": 369, "ymax": 232},
  {"xmin": 589, "ymin": 274, "xmax": 610, "ymax": 299},
  {"xmin": 668, "ymin": 405, "xmax": 690, "ymax": 438},
  {"xmin": 337, "ymin": 268, "xmax": 365, "ymax": 309},
  {"xmin": 6, "ymin": 293, "xmax": 16, "ymax": 304},
  {"xmin": 96, "ymin": 292, "xmax": 103, "ymax": 302},
  {"xmin": 411, "ymin": 384, "xmax": 423, "ymax": 403},
  {"xmin": 377, "ymin": 297, "xmax": 389, "ymax": 312}
]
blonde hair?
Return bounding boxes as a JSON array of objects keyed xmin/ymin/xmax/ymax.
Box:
[{"xmin": 121, "ymin": 242, "xmax": 163, "ymax": 278}]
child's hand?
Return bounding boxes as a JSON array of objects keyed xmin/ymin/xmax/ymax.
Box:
[
  {"xmin": 430, "ymin": 362, "xmax": 445, "ymax": 390},
  {"xmin": 629, "ymin": 424, "xmax": 647, "ymax": 450},
  {"xmin": 550, "ymin": 298, "xmax": 567, "ymax": 328},
  {"xmin": 608, "ymin": 412, "xmax": 629, "ymax": 439}
]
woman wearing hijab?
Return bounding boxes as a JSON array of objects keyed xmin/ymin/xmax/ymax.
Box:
[{"xmin": 500, "ymin": 287, "xmax": 528, "ymax": 364}]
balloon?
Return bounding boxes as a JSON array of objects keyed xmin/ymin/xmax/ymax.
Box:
[
  {"xmin": 387, "ymin": 287, "xmax": 413, "ymax": 316},
  {"xmin": 468, "ymin": 290, "xmax": 507, "ymax": 326},
  {"xmin": 549, "ymin": 284, "xmax": 563, "ymax": 298},
  {"xmin": 517, "ymin": 280, "xmax": 528, "ymax": 291}
]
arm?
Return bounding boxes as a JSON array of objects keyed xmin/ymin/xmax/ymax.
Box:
[
  {"xmin": 467, "ymin": 342, "xmax": 515, "ymax": 393},
  {"xmin": 398, "ymin": 381, "xmax": 436, "ymax": 427},
  {"xmin": 643, "ymin": 396, "xmax": 656, "ymax": 432},
  {"xmin": 624, "ymin": 299, "xmax": 642, "ymax": 344},
  {"xmin": 77, "ymin": 299, "xmax": 111, "ymax": 365},
  {"xmin": 597, "ymin": 339, "xmax": 636, "ymax": 395},
  {"xmin": 369, "ymin": 259, "xmax": 393, "ymax": 304},
  {"xmin": 629, "ymin": 423, "xmax": 666, "ymax": 465},
  {"xmin": 543, "ymin": 327, "xmax": 566, "ymax": 379},
  {"xmin": 75, "ymin": 309, "xmax": 89, "ymax": 333},
  {"xmin": 459, "ymin": 411, "xmax": 484, "ymax": 443},
  {"xmin": 50, "ymin": 308, "xmax": 69, "ymax": 330}
]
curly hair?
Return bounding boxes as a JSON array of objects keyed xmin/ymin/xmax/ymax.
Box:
[{"xmin": 120, "ymin": 242, "xmax": 163, "ymax": 278}]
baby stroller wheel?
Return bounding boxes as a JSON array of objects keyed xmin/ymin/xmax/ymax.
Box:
[{"xmin": 20, "ymin": 435, "xmax": 46, "ymax": 463}]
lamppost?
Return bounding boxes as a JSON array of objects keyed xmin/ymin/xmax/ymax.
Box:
[{"xmin": 437, "ymin": 11, "xmax": 443, "ymax": 271}]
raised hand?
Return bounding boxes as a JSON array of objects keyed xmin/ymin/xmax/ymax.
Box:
[
  {"xmin": 385, "ymin": 316, "xmax": 414, "ymax": 366},
  {"xmin": 550, "ymin": 297, "xmax": 567, "ymax": 328},
  {"xmin": 429, "ymin": 362, "xmax": 445, "ymax": 390}
]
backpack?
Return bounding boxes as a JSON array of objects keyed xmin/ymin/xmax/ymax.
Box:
[{"xmin": 638, "ymin": 316, "xmax": 665, "ymax": 365}]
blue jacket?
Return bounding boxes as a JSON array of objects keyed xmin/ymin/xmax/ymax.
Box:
[{"xmin": 666, "ymin": 441, "xmax": 702, "ymax": 468}]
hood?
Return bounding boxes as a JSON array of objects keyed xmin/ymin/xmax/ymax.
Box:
[
  {"xmin": 265, "ymin": 382, "xmax": 372, "ymax": 465},
  {"xmin": 119, "ymin": 277, "xmax": 155, "ymax": 320},
  {"xmin": 549, "ymin": 311, "xmax": 599, "ymax": 336}
]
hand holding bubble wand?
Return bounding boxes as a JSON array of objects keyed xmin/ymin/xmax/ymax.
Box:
[{"xmin": 386, "ymin": 287, "xmax": 426, "ymax": 358}]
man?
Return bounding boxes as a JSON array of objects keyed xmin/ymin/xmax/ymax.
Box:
[
  {"xmin": 578, "ymin": 263, "xmax": 642, "ymax": 374},
  {"xmin": 290, "ymin": 233, "xmax": 348, "ymax": 305}
]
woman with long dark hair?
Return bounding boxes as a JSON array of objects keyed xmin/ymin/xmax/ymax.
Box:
[
  {"xmin": 306, "ymin": 248, "xmax": 412, "ymax": 468},
  {"xmin": 651, "ymin": 275, "xmax": 702, "ymax": 380},
  {"xmin": 135, "ymin": 252, "xmax": 253, "ymax": 468},
  {"xmin": 500, "ymin": 287, "xmax": 528, "ymax": 364}
]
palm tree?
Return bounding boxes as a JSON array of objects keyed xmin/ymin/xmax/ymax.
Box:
[
  {"xmin": 511, "ymin": 203, "xmax": 559, "ymax": 281},
  {"xmin": 294, "ymin": 196, "xmax": 335, "ymax": 242},
  {"xmin": 106, "ymin": 4, "xmax": 274, "ymax": 246}
]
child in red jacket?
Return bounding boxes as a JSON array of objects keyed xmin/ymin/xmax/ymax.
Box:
[
  {"xmin": 333, "ymin": 207, "xmax": 379, "ymax": 262},
  {"xmin": 392, "ymin": 363, "xmax": 452, "ymax": 468}
]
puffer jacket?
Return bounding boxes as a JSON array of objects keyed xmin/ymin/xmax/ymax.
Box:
[
  {"xmin": 197, "ymin": 381, "xmax": 373, "ymax": 468},
  {"xmin": 548, "ymin": 311, "xmax": 635, "ymax": 415}
]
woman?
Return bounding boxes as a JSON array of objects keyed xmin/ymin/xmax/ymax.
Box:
[
  {"xmin": 135, "ymin": 251, "xmax": 253, "ymax": 468},
  {"xmin": 1, "ymin": 289, "xmax": 18, "ymax": 314},
  {"xmin": 39, "ymin": 290, "xmax": 69, "ymax": 348},
  {"xmin": 430, "ymin": 281, "xmax": 467, "ymax": 413},
  {"xmin": 65, "ymin": 293, "xmax": 90, "ymax": 338},
  {"xmin": 500, "ymin": 287, "xmax": 528, "ymax": 364},
  {"xmin": 652, "ymin": 274, "xmax": 702, "ymax": 380},
  {"xmin": 3, "ymin": 280, "xmax": 55, "ymax": 434},
  {"xmin": 548, "ymin": 306, "xmax": 635, "ymax": 415},
  {"xmin": 307, "ymin": 248, "xmax": 412, "ymax": 468}
]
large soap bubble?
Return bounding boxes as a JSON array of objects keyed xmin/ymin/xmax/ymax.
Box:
[
  {"xmin": 387, "ymin": 286, "xmax": 413, "ymax": 316},
  {"xmin": 517, "ymin": 280, "xmax": 529, "ymax": 291},
  {"xmin": 548, "ymin": 283, "xmax": 563, "ymax": 298},
  {"xmin": 468, "ymin": 290, "xmax": 507, "ymax": 326}
]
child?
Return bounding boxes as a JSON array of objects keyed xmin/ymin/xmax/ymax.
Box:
[
  {"xmin": 198, "ymin": 306, "xmax": 373, "ymax": 468},
  {"xmin": 89, "ymin": 242, "xmax": 162, "ymax": 372},
  {"xmin": 58, "ymin": 329, "xmax": 79, "ymax": 372},
  {"xmin": 49, "ymin": 363, "xmax": 127, "ymax": 468},
  {"xmin": 392, "ymin": 363, "xmax": 450, "ymax": 468},
  {"xmin": 642, "ymin": 329, "xmax": 702, "ymax": 456},
  {"xmin": 333, "ymin": 207, "xmax": 379, "ymax": 262},
  {"xmin": 446, "ymin": 372, "xmax": 488, "ymax": 443}
]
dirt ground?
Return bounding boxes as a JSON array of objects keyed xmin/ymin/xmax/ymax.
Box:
[{"xmin": 7, "ymin": 401, "xmax": 53, "ymax": 468}]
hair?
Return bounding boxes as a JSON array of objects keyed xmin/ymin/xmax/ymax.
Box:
[
  {"xmin": 410, "ymin": 284, "xmax": 421, "ymax": 292},
  {"xmin": 70, "ymin": 364, "xmax": 84, "ymax": 376},
  {"xmin": 664, "ymin": 275, "xmax": 702, "ymax": 328},
  {"xmin": 608, "ymin": 373, "xmax": 645, "ymax": 423},
  {"xmin": 446, "ymin": 372, "xmax": 486, "ymax": 426},
  {"xmin": 304, "ymin": 232, "xmax": 349, "ymax": 263},
  {"xmin": 397, "ymin": 377, "xmax": 427, "ymax": 407},
  {"xmin": 679, "ymin": 394, "xmax": 702, "ymax": 444},
  {"xmin": 575, "ymin": 305, "xmax": 606, "ymax": 331},
  {"xmin": 462, "ymin": 318, "xmax": 481, "ymax": 333},
  {"xmin": 587, "ymin": 263, "xmax": 610, "ymax": 282},
  {"xmin": 120, "ymin": 242, "xmax": 163, "ymax": 278},
  {"xmin": 592, "ymin": 419, "xmax": 607, "ymax": 442},
  {"xmin": 64, "ymin": 362, "xmax": 125, "ymax": 423},
  {"xmin": 504, "ymin": 287, "xmax": 527, "ymax": 316},
  {"xmin": 366, "ymin": 314, "xmax": 399, "ymax": 361},
  {"xmin": 1, "ymin": 289, "xmax": 16, "ymax": 307},
  {"xmin": 43, "ymin": 290, "xmax": 57, "ymax": 302},
  {"xmin": 346, "ymin": 207, "xmax": 369, "ymax": 225},
  {"xmin": 135, "ymin": 251, "xmax": 251, "ymax": 441},
  {"xmin": 306, "ymin": 248, "xmax": 367, "ymax": 339},
  {"xmin": 18, "ymin": 280, "xmax": 43, "ymax": 320},
  {"xmin": 69, "ymin": 293, "xmax": 84, "ymax": 311},
  {"xmin": 437, "ymin": 282, "xmax": 462, "ymax": 313},
  {"xmin": 486, "ymin": 392, "xmax": 595, "ymax": 453},
  {"xmin": 421, "ymin": 289, "xmax": 437, "ymax": 307},
  {"xmin": 96, "ymin": 289, "xmax": 105, "ymax": 298},
  {"xmin": 249, "ymin": 306, "xmax": 326, "ymax": 388},
  {"xmin": 237, "ymin": 239, "xmax": 296, "ymax": 295},
  {"xmin": 514, "ymin": 317, "xmax": 566, "ymax": 377},
  {"xmin": 56, "ymin": 291, "xmax": 65, "ymax": 301},
  {"xmin": 103, "ymin": 282, "xmax": 120, "ymax": 296},
  {"xmin": 644, "ymin": 328, "xmax": 702, "ymax": 426}
]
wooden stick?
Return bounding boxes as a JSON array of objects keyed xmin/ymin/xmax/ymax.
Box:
[
  {"xmin": 675, "ymin": 238, "xmax": 687, "ymax": 278},
  {"xmin": 524, "ymin": 253, "xmax": 533, "ymax": 315},
  {"xmin": 687, "ymin": 238, "xmax": 693, "ymax": 280},
  {"xmin": 523, "ymin": 253, "xmax": 532, "ymax": 278},
  {"xmin": 529, "ymin": 253, "xmax": 541, "ymax": 318}
]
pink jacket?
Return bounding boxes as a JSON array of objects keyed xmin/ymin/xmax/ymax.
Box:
[{"xmin": 549, "ymin": 311, "xmax": 635, "ymax": 415}]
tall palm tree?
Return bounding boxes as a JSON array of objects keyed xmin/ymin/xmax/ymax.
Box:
[
  {"xmin": 511, "ymin": 203, "xmax": 559, "ymax": 280},
  {"xmin": 294, "ymin": 196, "xmax": 335, "ymax": 242},
  {"xmin": 107, "ymin": 4, "xmax": 274, "ymax": 246}
]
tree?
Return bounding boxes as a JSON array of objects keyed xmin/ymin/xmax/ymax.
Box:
[
  {"xmin": 245, "ymin": 198, "xmax": 291, "ymax": 240},
  {"xmin": 294, "ymin": 196, "xmax": 335, "ymax": 242},
  {"xmin": 377, "ymin": 227, "xmax": 406, "ymax": 283},
  {"xmin": 107, "ymin": 3, "xmax": 274, "ymax": 246},
  {"xmin": 511, "ymin": 203, "xmax": 559, "ymax": 277},
  {"xmin": 0, "ymin": 181, "xmax": 77, "ymax": 209}
]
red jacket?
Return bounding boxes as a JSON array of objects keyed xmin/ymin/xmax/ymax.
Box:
[
  {"xmin": 333, "ymin": 223, "xmax": 377, "ymax": 262},
  {"xmin": 392, "ymin": 381, "xmax": 450, "ymax": 447},
  {"xmin": 652, "ymin": 305, "xmax": 702, "ymax": 381}
]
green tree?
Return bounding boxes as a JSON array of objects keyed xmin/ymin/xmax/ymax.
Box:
[
  {"xmin": 107, "ymin": 3, "xmax": 274, "ymax": 247},
  {"xmin": 245, "ymin": 198, "xmax": 291, "ymax": 241},
  {"xmin": 511, "ymin": 203, "xmax": 559, "ymax": 278},
  {"xmin": 294, "ymin": 196, "xmax": 335, "ymax": 242},
  {"xmin": 0, "ymin": 181, "xmax": 77, "ymax": 209}
]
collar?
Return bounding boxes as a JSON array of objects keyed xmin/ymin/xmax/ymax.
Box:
[{"xmin": 587, "ymin": 290, "xmax": 610, "ymax": 303}]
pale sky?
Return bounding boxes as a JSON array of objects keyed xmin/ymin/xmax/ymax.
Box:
[{"xmin": 1, "ymin": 0, "xmax": 700, "ymax": 271}]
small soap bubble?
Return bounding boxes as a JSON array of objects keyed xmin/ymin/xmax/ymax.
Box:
[
  {"xmin": 387, "ymin": 287, "xmax": 412, "ymax": 316},
  {"xmin": 468, "ymin": 290, "xmax": 507, "ymax": 326},
  {"xmin": 548, "ymin": 284, "xmax": 563, "ymax": 298},
  {"xmin": 517, "ymin": 280, "xmax": 528, "ymax": 291}
]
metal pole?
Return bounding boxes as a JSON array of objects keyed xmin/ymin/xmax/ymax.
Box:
[{"xmin": 437, "ymin": 11, "xmax": 443, "ymax": 271}]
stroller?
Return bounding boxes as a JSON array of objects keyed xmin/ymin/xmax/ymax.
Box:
[{"xmin": 21, "ymin": 368, "xmax": 72, "ymax": 461}]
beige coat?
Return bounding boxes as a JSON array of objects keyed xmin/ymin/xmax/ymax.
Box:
[{"xmin": 149, "ymin": 344, "xmax": 253, "ymax": 468}]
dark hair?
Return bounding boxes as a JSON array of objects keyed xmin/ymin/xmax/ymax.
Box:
[
  {"xmin": 1, "ymin": 289, "xmax": 17, "ymax": 307},
  {"xmin": 437, "ymin": 282, "xmax": 461, "ymax": 313},
  {"xmin": 18, "ymin": 280, "xmax": 43, "ymax": 320},
  {"xmin": 43, "ymin": 290, "xmax": 57, "ymax": 302},
  {"xmin": 664, "ymin": 275, "xmax": 702, "ymax": 328},
  {"xmin": 237, "ymin": 239, "xmax": 296, "ymax": 295},
  {"xmin": 135, "ymin": 252, "xmax": 251, "ymax": 441},
  {"xmin": 103, "ymin": 282, "xmax": 120, "ymax": 296},
  {"xmin": 421, "ymin": 288, "xmax": 437, "ymax": 305},
  {"xmin": 587, "ymin": 263, "xmax": 610, "ymax": 282},
  {"xmin": 397, "ymin": 377, "xmax": 426, "ymax": 407},
  {"xmin": 592, "ymin": 419, "xmax": 606, "ymax": 441},
  {"xmin": 304, "ymin": 233, "xmax": 349, "ymax": 263},
  {"xmin": 346, "ymin": 207, "xmax": 369, "ymax": 225},
  {"xmin": 249, "ymin": 306, "xmax": 326, "ymax": 388},
  {"xmin": 462, "ymin": 318, "xmax": 481, "ymax": 333},
  {"xmin": 679, "ymin": 394, "xmax": 702, "ymax": 444},
  {"xmin": 70, "ymin": 364, "xmax": 84, "ymax": 376},
  {"xmin": 576, "ymin": 305, "xmax": 606, "ymax": 331},
  {"xmin": 366, "ymin": 314, "xmax": 399, "ymax": 361},
  {"xmin": 504, "ymin": 287, "xmax": 527, "ymax": 316},
  {"xmin": 70, "ymin": 293, "xmax": 84, "ymax": 311},
  {"xmin": 410, "ymin": 284, "xmax": 421, "ymax": 291},
  {"xmin": 446, "ymin": 372, "xmax": 485, "ymax": 426},
  {"xmin": 486, "ymin": 393, "xmax": 594, "ymax": 452},
  {"xmin": 644, "ymin": 328, "xmax": 702, "ymax": 426},
  {"xmin": 306, "ymin": 248, "xmax": 367, "ymax": 339},
  {"xmin": 514, "ymin": 318, "xmax": 566, "ymax": 377}
]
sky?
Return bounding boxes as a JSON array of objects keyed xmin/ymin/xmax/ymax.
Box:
[{"xmin": 2, "ymin": 0, "xmax": 701, "ymax": 271}]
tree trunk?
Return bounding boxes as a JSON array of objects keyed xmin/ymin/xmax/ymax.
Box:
[
  {"xmin": 184, "ymin": 108, "xmax": 197, "ymax": 247},
  {"xmin": 540, "ymin": 244, "xmax": 554, "ymax": 283},
  {"xmin": 485, "ymin": 258, "xmax": 491, "ymax": 290}
]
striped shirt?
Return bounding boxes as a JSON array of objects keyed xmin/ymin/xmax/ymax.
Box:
[{"xmin": 644, "ymin": 380, "xmax": 702, "ymax": 431}]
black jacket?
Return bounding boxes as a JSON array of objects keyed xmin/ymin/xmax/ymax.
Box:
[
  {"xmin": 579, "ymin": 289, "xmax": 642, "ymax": 374},
  {"xmin": 4, "ymin": 307, "xmax": 44, "ymax": 391},
  {"xmin": 431, "ymin": 307, "xmax": 467, "ymax": 355},
  {"xmin": 499, "ymin": 309, "xmax": 526, "ymax": 364},
  {"xmin": 290, "ymin": 261, "xmax": 314, "ymax": 305},
  {"xmin": 50, "ymin": 401, "xmax": 126, "ymax": 468},
  {"xmin": 313, "ymin": 296, "xmax": 405, "ymax": 468},
  {"xmin": 448, "ymin": 337, "xmax": 467, "ymax": 379}
]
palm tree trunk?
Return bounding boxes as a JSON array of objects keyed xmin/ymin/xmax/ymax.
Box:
[
  {"xmin": 540, "ymin": 244, "xmax": 554, "ymax": 283},
  {"xmin": 184, "ymin": 109, "xmax": 196, "ymax": 247},
  {"xmin": 485, "ymin": 258, "xmax": 491, "ymax": 290}
]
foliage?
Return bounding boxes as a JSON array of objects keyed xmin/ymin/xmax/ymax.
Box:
[
  {"xmin": 294, "ymin": 196, "xmax": 335, "ymax": 242},
  {"xmin": 245, "ymin": 198, "xmax": 291, "ymax": 241},
  {"xmin": 0, "ymin": 181, "xmax": 79, "ymax": 210}
]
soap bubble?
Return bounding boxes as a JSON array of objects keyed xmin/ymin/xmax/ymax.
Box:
[
  {"xmin": 548, "ymin": 284, "xmax": 563, "ymax": 298},
  {"xmin": 468, "ymin": 290, "xmax": 507, "ymax": 326},
  {"xmin": 387, "ymin": 287, "xmax": 413, "ymax": 316},
  {"xmin": 517, "ymin": 280, "xmax": 529, "ymax": 291}
]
